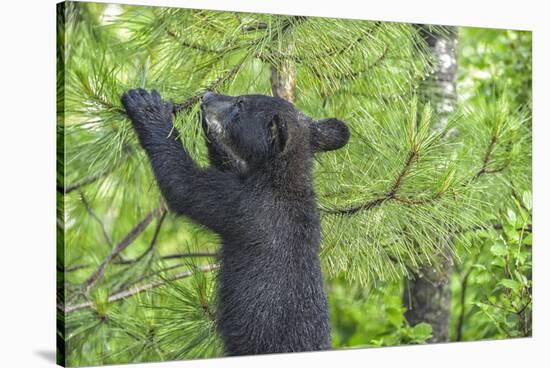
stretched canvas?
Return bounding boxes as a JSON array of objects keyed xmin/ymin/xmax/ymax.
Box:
[{"xmin": 56, "ymin": 1, "xmax": 532, "ymax": 366}]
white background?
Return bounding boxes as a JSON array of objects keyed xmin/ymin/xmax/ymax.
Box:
[{"xmin": 0, "ymin": 0, "xmax": 548, "ymax": 367}]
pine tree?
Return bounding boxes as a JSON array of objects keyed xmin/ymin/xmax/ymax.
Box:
[
  {"xmin": 402, "ymin": 25, "xmax": 459, "ymax": 343},
  {"xmin": 57, "ymin": 2, "xmax": 532, "ymax": 365}
]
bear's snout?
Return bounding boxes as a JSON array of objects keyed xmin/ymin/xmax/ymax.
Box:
[{"xmin": 202, "ymin": 91, "xmax": 218, "ymax": 104}]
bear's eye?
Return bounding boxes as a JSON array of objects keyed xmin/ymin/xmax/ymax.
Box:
[
  {"xmin": 236, "ymin": 98, "xmax": 245, "ymax": 110},
  {"xmin": 270, "ymin": 119, "xmax": 278, "ymax": 141}
]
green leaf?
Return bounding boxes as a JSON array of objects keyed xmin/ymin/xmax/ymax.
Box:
[
  {"xmin": 514, "ymin": 270, "xmax": 528, "ymax": 286},
  {"xmin": 522, "ymin": 191, "xmax": 532, "ymax": 210},
  {"xmin": 386, "ymin": 306, "xmax": 404, "ymax": 328},
  {"xmin": 369, "ymin": 339, "xmax": 384, "ymax": 346},
  {"xmin": 503, "ymin": 224, "xmax": 520, "ymax": 242},
  {"xmin": 474, "ymin": 302, "xmax": 489, "ymax": 311},
  {"xmin": 499, "ymin": 279, "xmax": 522, "ymax": 292},
  {"xmin": 411, "ymin": 322, "xmax": 433, "ymax": 341},
  {"xmin": 507, "ymin": 208, "xmax": 517, "ymax": 223},
  {"xmin": 472, "ymin": 263, "xmax": 487, "ymax": 272},
  {"xmin": 490, "ymin": 257, "xmax": 506, "ymax": 269},
  {"xmin": 490, "ymin": 242, "xmax": 507, "ymax": 257}
]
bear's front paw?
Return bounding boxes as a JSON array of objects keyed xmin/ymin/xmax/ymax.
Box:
[{"xmin": 121, "ymin": 88, "xmax": 174, "ymax": 128}]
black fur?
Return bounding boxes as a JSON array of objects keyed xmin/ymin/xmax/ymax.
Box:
[{"xmin": 121, "ymin": 89, "xmax": 350, "ymax": 356}]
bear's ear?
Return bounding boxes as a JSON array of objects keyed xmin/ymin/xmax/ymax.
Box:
[
  {"xmin": 269, "ymin": 113, "xmax": 288, "ymax": 153},
  {"xmin": 310, "ymin": 118, "xmax": 350, "ymax": 152}
]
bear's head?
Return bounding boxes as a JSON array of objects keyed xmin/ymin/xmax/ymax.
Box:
[{"xmin": 200, "ymin": 92, "xmax": 349, "ymax": 176}]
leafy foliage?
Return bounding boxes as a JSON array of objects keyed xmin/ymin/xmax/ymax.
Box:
[
  {"xmin": 329, "ymin": 279, "xmax": 433, "ymax": 347},
  {"xmin": 451, "ymin": 200, "xmax": 532, "ymax": 341}
]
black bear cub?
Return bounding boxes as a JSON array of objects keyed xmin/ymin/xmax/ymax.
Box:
[{"xmin": 121, "ymin": 89, "xmax": 349, "ymax": 356}]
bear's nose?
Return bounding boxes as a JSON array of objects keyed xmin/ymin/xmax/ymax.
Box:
[{"xmin": 202, "ymin": 91, "xmax": 216, "ymax": 104}]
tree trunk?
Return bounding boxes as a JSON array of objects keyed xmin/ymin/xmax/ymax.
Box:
[
  {"xmin": 416, "ymin": 26, "xmax": 458, "ymax": 130},
  {"xmin": 403, "ymin": 26, "xmax": 458, "ymax": 343},
  {"xmin": 403, "ymin": 256, "xmax": 453, "ymax": 342},
  {"xmin": 270, "ymin": 43, "xmax": 296, "ymax": 102}
]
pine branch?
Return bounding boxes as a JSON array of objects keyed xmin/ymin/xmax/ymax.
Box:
[
  {"xmin": 331, "ymin": 44, "xmax": 390, "ymax": 83},
  {"xmin": 61, "ymin": 148, "xmax": 131, "ymax": 195},
  {"xmin": 279, "ymin": 16, "xmax": 308, "ymax": 34},
  {"xmin": 120, "ymin": 208, "xmax": 167, "ymax": 264},
  {"xmin": 65, "ymin": 263, "xmax": 90, "ymax": 272},
  {"xmin": 484, "ymin": 139, "xmax": 513, "ymax": 174},
  {"xmin": 172, "ymin": 18, "xmax": 305, "ymax": 112},
  {"xmin": 83, "ymin": 206, "xmax": 163, "ymax": 290},
  {"xmin": 115, "ymin": 16, "xmax": 307, "ymax": 120},
  {"xmin": 114, "ymin": 263, "xmax": 189, "ymax": 293},
  {"xmin": 169, "ymin": 19, "xmax": 297, "ymax": 112},
  {"xmin": 173, "ymin": 60, "xmax": 245, "ymax": 113},
  {"xmin": 388, "ymin": 150, "xmax": 417, "ymax": 196},
  {"xmin": 63, "ymin": 263, "xmax": 219, "ymax": 314},
  {"xmin": 64, "ymin": 251, "xmax": 217, "ymax": 272},
  {"xmin": 325, "ymin": 150, "xmax": 422, "ymax": 215},
  {"xmin": 472, "ymin": 135, "xmax": 513, "ymax": 183},
  {"xmin": 474, "ymin": 134, "xmax": 497, "ymax": 180},
  {"xmin": 79, "ymin": 191, "xmax": 113, "ymax": 247},
  {"xmin": 155, "ymin": 252, "xmax": 218, "ymax": 261},
  {"xmin": 166, "ymin": 29, "xmax": 226, "ymax": 53},
  {"xmin": 324, "ymin": 196, "xmax": 389, "ymax": 216},
  {"xmin": 166, "ymin": 29, "xmax": 248, "ymax": 55},
  {"xmin": 307, "ymin": 22, "xmax": 382, "ymax": 62},
  {"xmin": 241, "ymin": 22, "xmax": 268, "ymax": 32},
  {"xmin": 79, "ymin": 73, "xmax": 126, "ymax": 115},
  {"xmin": 394, "ymin": 193, "xmax": 442, "ymax": 206},
  {"xmin": 62, "ymin": 170, "xmax": 111, "ymax": 194}
]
